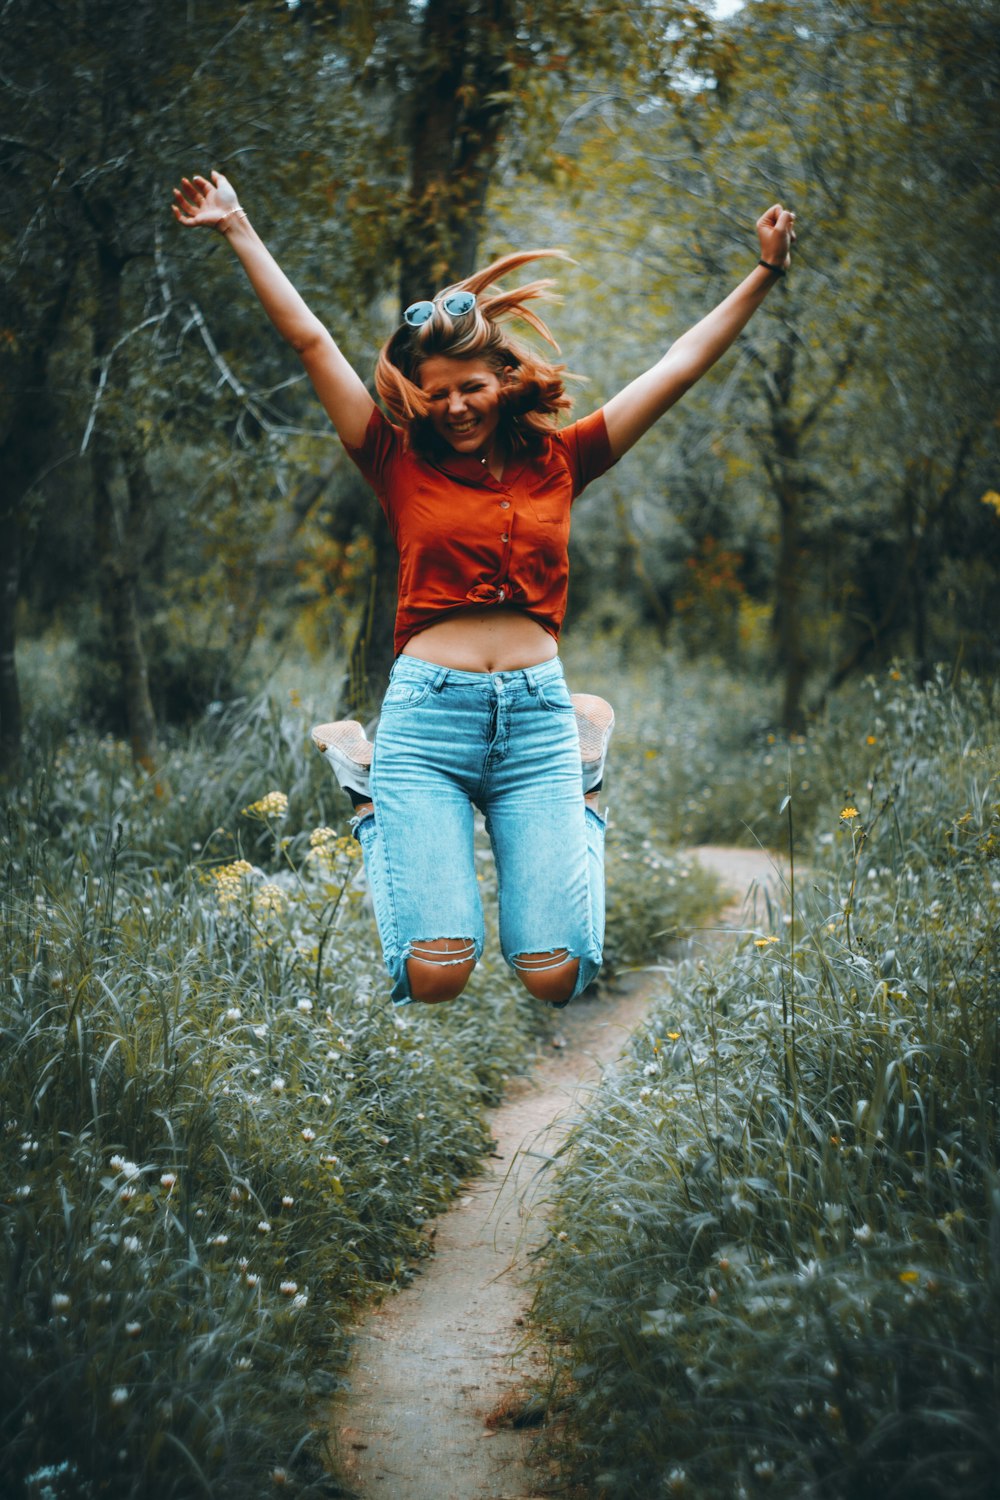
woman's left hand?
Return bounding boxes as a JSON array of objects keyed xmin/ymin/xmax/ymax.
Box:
[{"xmin": 757, "ymin": 203, "xmax": 797, "ymax": 270}]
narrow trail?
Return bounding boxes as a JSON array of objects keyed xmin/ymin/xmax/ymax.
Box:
[{"xmin": 330, "ymin": 845, "xmax": 788, "ymax": 1500}]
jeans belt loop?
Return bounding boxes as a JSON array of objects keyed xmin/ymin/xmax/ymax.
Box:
[
  {"xmin": 522, "ymin": 665, "xmax": 538, "ymax": 695},
  {"xmin": 431, "ymin": 666, "xmax": 449, "ymax": 693}
]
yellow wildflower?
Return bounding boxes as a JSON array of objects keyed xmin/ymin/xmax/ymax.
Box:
[
  {"xmin": 255, "ymin": 884, "xmax": 286, "ymax": 916},
  {"xmin": 980, "ymin": 490, "xmax": 1000, "ymax": 516},
  {"xmin": 212, "ymin": 859, "xmax": 255, "ymax": 906},
  {"xmin": 898, "ymin": 1269, "xmax": 920, "ymax": 1285},
  {"xmin": 840, "ymin": 806, "xmax": 859, "ymax": 821},
  {"xmin": 243, "ymin": 790, "xmax": 289, "ymax": 820},
  {"xmin": 754, "ymin": 936, "xmax": 780, "ymax": 948},
  {"xmin": 866, "ymin": 735, "xmax": 877, "ymax": 745}
]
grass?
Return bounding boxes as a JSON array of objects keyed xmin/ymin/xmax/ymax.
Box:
[
  {"xmin": 1, "ymin": 651, "xmax": 717, "ymax": 1497},
  {"xmin": 528, "ymin": 663, "xmax": 1000, "ymax": 1498}
]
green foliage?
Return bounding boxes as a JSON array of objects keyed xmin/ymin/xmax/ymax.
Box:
[
  {"xmin": 0, "ymin": 704, "xmax": 546, "ymax": 1495},
  {"xmin": 0, "ymin": 660, "xmax": 721, "ymax": 1495},
  {"xmin": 528, "ymin": 667, "xmax": 1000, "ymax": 1498}
]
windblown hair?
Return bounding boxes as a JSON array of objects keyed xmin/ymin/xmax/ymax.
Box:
[{"xmin": 374, "ymin": 249, "xmax": 577, "ymax": 455}]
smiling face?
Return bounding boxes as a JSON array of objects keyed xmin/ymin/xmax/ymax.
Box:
[{"xmin": 417, "ymin": 355, "xmax": 507, "ymax": 461}]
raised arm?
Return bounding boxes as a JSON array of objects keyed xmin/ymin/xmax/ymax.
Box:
[
  {"xmin": 601, "ymin": 205, "xmax": 796, "ymax": 462},
  {"xmin": 172, "ymin": 171, "xmax": 375, "ymax": 447}
]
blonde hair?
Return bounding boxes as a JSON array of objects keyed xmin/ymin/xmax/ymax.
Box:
[{"xmin": 374, "ymin": 249, "xmax": 576, "ymax": 453}]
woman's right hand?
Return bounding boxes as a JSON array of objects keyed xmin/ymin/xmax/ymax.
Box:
[{"xmin": 172, "ymin": 170, "xmax": 240, "ymax": 229}]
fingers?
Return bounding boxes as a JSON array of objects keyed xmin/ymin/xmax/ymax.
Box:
[{"xmin": 172, "ymin": 185, "xmax": 199, "ymax": 218}]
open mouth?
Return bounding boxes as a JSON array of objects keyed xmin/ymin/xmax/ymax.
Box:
[{"xmin": 447, "ymin": 418, "xmax": 479, "ymax": 434}]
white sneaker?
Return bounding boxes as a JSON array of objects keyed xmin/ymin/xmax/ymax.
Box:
[
  {"xmin": 571, "ymin": 694, "xmax": 615, "ymax": 793},
  {"xmin": 311, "ymin": 720, "xmax": 373, "ymax": 799}
]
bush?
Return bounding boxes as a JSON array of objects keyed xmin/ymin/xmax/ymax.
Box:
[{"xmin": 529, "ymin": 667, "xmax": 1000, "ymax": 1499}]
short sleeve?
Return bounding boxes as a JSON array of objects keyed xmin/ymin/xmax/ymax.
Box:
[
  {"xmin": 340, "ymin": 405, "xmax": 404, "ymax": 492},
  {"xmin": 558, "ymin": 408, "xmax": 615, "ymax": 498}
]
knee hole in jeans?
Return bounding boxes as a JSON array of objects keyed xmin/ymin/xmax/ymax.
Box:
[
  {"xmin": 406, "ymin": 938, "xmax": 477, "ymax": 1004},
  {"xmin": 511, "ymin": 948, "xmax": 579, "ymax": 1005}
]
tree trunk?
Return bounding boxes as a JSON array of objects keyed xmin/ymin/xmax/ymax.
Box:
[
  {"xmin": 349, "ymin": 0, "xmax": 516, "ymax": 714},
  {"xmin": 0, "ymin": 510, "xmax": 21, "ymax": 779},
  {"xmin": 90, "ymin": 240, "xmax": 160, "ymax": 772},
  {"xmin": 766, "ymin": 339, "xmax": 808, "ymax": 735}
]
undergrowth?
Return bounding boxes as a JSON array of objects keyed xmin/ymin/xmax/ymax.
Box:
[
  {"xmin": 530, "ymin": 666, "xmax": 1000, "ymax": 1498},
  {"xmin": 0, "ymin": 664, "xmax": 713, "ymax": 1497}
]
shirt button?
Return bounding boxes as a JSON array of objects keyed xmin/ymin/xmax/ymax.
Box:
[
  {"xmin": 499, "ymin": 499, "xmax": 510, "ymax": 509},
  {"xmin": 501, "ymin": 532, "xmax": 509, "ymax": 542}
]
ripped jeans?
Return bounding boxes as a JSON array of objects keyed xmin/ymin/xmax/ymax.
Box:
[{"xmin": 354, "ymin": 654, "xmax": 606, "ymax": 1005}]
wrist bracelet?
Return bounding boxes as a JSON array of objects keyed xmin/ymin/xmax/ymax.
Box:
[
  {"xmin": 758, "ymin": 258, "xmax": 785, "ymax": 275},
  {"xmin": 217, "ymin": 207, "xmax": 248, "ymax": 235}
]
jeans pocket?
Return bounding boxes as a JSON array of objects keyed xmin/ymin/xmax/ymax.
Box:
[
  {"xmin": 535, "ymin": 678, "xmax": 575, "ymax": 714},
  {"xmin": 380, "ymin": 678, "xmax": 434, "ymax": 710}
]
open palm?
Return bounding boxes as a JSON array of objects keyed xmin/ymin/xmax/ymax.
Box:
[{"xmin": 172, "ymin": 171, "xmax": 239, "ymax": 229}]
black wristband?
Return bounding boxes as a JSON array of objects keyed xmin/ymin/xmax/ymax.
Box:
[{"xmin": 758, "ymin": 258, "xmax": 785, "ymax": 275}]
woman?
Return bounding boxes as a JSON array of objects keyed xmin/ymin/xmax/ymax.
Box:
[{"xmin": 172, "ymin": 171, "xmax": 795, "ymax": 1008}]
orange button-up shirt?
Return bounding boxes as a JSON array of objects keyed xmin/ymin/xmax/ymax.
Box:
[{"xmin": 342, "ymin": 405, "xmax": 614, "ymax": 654}]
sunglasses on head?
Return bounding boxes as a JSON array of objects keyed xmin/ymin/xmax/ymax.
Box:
[{"xmin": 403, "ymin": 289, "xmax": 477, "ymax": 327}]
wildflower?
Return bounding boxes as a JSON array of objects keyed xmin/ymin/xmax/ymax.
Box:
[
  {"xmin": 224, "ymin": 1007, "xmax": 242, "ymax": 1022},
  {"xmin": 212, "ymin": 859, "xmax": 255, "ymax": 907},
  {"xmin": 643, "ymin": 1061, "xmax": 658, "ymax": 1076},
  {"xmin": 271, "ymin": 1077, "xmax": 286, "ymax": 1095},
  {"xmin": 119, "ymin": 1186, "xmax": 137, "ymax": 1202},
  {"xmin": 257, "ymin": 1220, "xmax": 272, "ymax": 1234},
  {"xmin": 416, "ymin": 1111, "xmax": 426, "ymax": 1121},
  {"xmin": 210, "ymin": 1234, "xmax": 229, "ymax": 1247},
  {"xmin": 840, "ymin": 806, "xmax": 859, "ymax": 821},
  {"xmin": 899, "ymin": 1269, "xmax": 920, "ymax": 1285},
  {"xmin": 282, "ymin": 1195, "xmax": 295, "ymax": 1208},
  {"xmin": 271, "ymin": 1470, "xmax": 289, "ymax": 1487},
  {"xmin": 15, "ymin": 1185, "xmax": 30, "ymax": 1198},
  {"xmin": 279, "ymin": 1280, "xmax": 298, "ymax": 1296},
  {"xmin": 981, "ymin": 489, "xmax": 1000, "ymax": 516},
  {"xmin": 291, "ymin": 1292, "xmax": 309, "ymax": 1311},
  {"xmin": 666, "ymin": 1031, "xmax": 681, "ymax": 1041},
  {"xmin": 754, "ymin": 936, "xmax": 779, "ymax": 948},
  {"xmin": 866, "ymin": 735, "xmax": 877, "ymax": 745},
  {"xmin": 110, "ymin": 1387, "xmax": 129, "ymax": 1407},
  {"xmin": 301, "ymin": 1127, "xmax": 316, "ymax": 1142},
  {"xmin": 125, "ymin": 1321, "xmax": 142, "ymax": 1337},
  {"xmin": 110, "ymin": 1156, "xmax": 141, "ymax": 1179},
  {"xmin": 255, "ymin": 883, "xmax": 286, "ymax": 915},
  {"xmin": 638, "ymin": 1087, "xmax": 653, "ymax": 1103},
  {"xmin": 235, "ymin": 1356, "xmax": 252, "ymax": 1369},
  {"xmin": 296, "ymin": 998, "xmax": 313, "ymax": 1013},
  {"xmin": 243, "ymin": 790, "xmax": 289, "ymax": 820},
  {"xmin": 123, "ymin": 1236, "xmax": 140, "ymax": 1253},
  {"xmin": 51, "ymin": 1293, "xmax": 71, "ymax": 1313},
  {"xmin": 245, "ymin": 1273, "xmax": 259, "ymax": 1287},
  {"xmin": 160, "ymin": 1173, "xmax": 177, "ymax": 1190}
]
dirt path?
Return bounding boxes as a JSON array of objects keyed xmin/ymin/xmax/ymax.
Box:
[{"xmin": 330, "ymin": 845, "xmax": 787, "ymax": 1500}]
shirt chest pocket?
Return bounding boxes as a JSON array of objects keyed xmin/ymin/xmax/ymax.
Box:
[
  {"xmin": 522, "ymin": 460, "xmax": 572, "ymax": 526},
  {"xmin": 524, "ymin": 487, "xmax": 570, "ymax": 526}
]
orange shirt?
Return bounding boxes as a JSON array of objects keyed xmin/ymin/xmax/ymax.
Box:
[{"xmin": 342, "ymin": 405, "xmax": 614, "ymax": 654}]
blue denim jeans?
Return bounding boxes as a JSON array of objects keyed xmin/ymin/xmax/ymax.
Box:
[{"xmin": 354, "ymin": 654, "xmax": 606, "ymax": 1004}]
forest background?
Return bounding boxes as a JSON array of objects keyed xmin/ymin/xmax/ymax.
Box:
[
  {"xmin": 2, "ymin": 0, "xmax": 998, "ymax": 772},
  {"xmin": 3, "ymin": 3, "xmax": 1000, "ymax": 1498}
]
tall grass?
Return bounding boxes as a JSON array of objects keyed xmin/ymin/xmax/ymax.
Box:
[
  {"xmin": 530, "ymin": 667, "xmax": 1000, "ymax": 1498},
  {"xmin": 1, "ymin": 665, "xmax": 716, "ymax": 1496}
]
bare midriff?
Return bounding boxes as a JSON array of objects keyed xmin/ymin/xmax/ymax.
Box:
[{"xmin": 401, "ymin": 608, "xmax": 558, "ymax": 673}]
